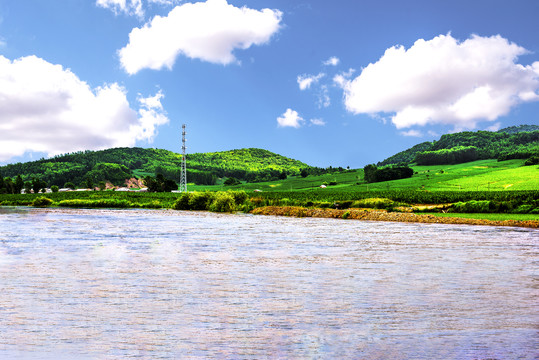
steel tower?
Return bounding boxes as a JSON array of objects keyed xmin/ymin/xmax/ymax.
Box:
[{"xmin": 179, "ymin": 124, "xmax": 187, "ymax": 192}]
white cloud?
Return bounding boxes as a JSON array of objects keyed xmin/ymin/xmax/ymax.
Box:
[
  {"xmin": 310, "ymin": 118, "xmax": 326, "ymax": 126},
  {"xmin": 118, "ymin": 0, "xmax": 283, "ymax": 74},
  {"xmin": 317, "ymin": 84, "xmax": 330, "ymax": 108},
  {"xmin": 333, "ymin": 68, "xmax": 355, "ymax": 88},
  {"xmin": 400, "ymin": 129, "xmax": 423, "ymax": 137},
  {"xmin": 96, "ymin": 0, "xmax": 144, "ymax": 18},
  {"xmin": 485, "ymin": 122, "xmax": 501, "ymax": 132},
  {"xmin": 277, "ymin": 108, "xmax": 304, "ymax": 128},
  {"xmin": 297, "ymin": 73, "xmax": 325, "ymax": 90},
  {"xmin": 341, "ymin": 34, "xmax": 539, "ymax": 130},
  {"xmin": 147, "ymin": 0, "xmax": 181, "ymax": 5},
  {"xmin": 96, "ymin": 0, "xmax": 181, "ymax": 18},
  {"xmin": 0, "ymin": 55, "xmax": 169, "ymax": 162},
  {"xmin": 323, "ymin": 56, "xmax": 340, "ymax": 66}
]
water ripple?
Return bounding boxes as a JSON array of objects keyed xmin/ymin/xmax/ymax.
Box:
[{"xmin": 0, "ymin": 207, "xmax": 537, "ymax": 359}]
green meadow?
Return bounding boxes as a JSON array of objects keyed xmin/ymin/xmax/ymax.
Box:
[{"xmin": 188, "ymin": 159, "xmax": 537, "ymax": 192}]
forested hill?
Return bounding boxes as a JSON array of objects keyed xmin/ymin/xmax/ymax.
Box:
[
  {"xmin": 0, "ymin": 147, "xmax": 312, "ymax": 187},
  {"xmin": 378, "ymin": 126, "xmax": 539, "ymax": 166}
]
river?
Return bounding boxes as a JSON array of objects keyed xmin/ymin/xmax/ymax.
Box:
[{"xmin": 0, "ymin": 207, "xmax": 537, "ymax": 359}]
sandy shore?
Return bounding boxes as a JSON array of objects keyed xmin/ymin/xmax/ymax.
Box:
[{"xmin": 251, "ymin": 206, "xmax": 539, "ymax": 228}]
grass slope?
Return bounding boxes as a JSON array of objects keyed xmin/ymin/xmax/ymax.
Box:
[{"xmin": 189, "ymin": 159, "xmax": 538, "ymax": 192}]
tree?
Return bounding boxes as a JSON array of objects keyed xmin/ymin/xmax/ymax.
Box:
[
  {"xmin": 64, "ymin": 182, "xmax": 76, "ymax": 190},
  {"xmin": 363, "ymin": 164, "xmax": 414, "ymax": 183},
  {"xmin": 3, "ymin": 177, "xmax": 14, "ymax": 194},
  {"xmin": 143, "ymin": 174, "xmax": 177, "ymax": 192},
  {"xmin": 32, "ymin": 178, "xmax": 43, "ymax": 194},
  {"xmin": 24, "ymin": 182, "xmax": 32, "ymax": 194},
  {"xmin": 279, "ymin": 170, "xmax": 287, "ymax": 180},
  {"xmin": 300, "ymin": 168, "xmax": 309, "ymax": 178},
  {"xmin": 84, "ymin": 177, "xmax": 93, "ymax": 190},
  {"xmin": 14, "ymin": 175, "xmax": 24, "ymax": 194},
  {"xmin": 224, "ymin": 177, "xmax": 241, "ymax": 186},
  {"xmin": 98, "ymin": 181, "xmax": 107, "ymax": 191},
  {"xmin": 363, "ymin": 164, "xmax": 378, "ymax": 183}
]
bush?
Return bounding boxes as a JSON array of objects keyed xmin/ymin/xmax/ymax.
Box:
[
  {"xmin": 513, "ymin": 204, "xmax": 534, "ymax": 214},
  {"xmin": 224, "ymin": 177, "xmax": 241, "ymax": 186},
  {"xmin": 32, "ymin": 197, "xmax": 53, "ymax": 207},
  {"xmin": 143, "ymin": 200, "xmax": 163, "ymax": 209},
  {"xmin": 352, "ymin": 198, "xmax": 395, "ymax": 209},
  {"xmin": 51, "ymin": 185, "xmax": 59, "ymax": 193},
  {"xmin": 451, "ymin": 200, "xmax": 491, "ymax": 213},
  {"xmin": 209, "ymin": 192, "xmax": 236, "ymax": 212},
  {"xmin": 173, "ymin": 192, "xmax": 191, "ymax": 210},
  {"xmin": 334, "ymin": 200, "xmax": 353, "ymax": 209},
  {"xmin": 189, "ymin": 191, "xmax": 214, "ymax": 210},
  {"xmin": 318, "ymin": 202, "xmax": 332, "ymax": 208},
  {"xmin": 524, "ymin": 155, "xmax": 539, "ymax": 166},
  {"xmin": 229, "ymin": 190, "xmax": 248, "ymax": 205}
]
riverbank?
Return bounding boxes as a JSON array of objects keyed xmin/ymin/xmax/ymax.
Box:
[{"xmin": 251, "ymin": 206, "xmax": 539, "ymax": 228}]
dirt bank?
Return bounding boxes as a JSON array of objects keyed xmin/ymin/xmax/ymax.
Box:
[{"xmin": 251, "ymin": 206, "xmax": 539, "ymax": 228}]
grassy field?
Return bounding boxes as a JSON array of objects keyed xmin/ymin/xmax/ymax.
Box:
[
  {"xmin": 424, "ymin": 212, "xmax": 539, "ymax": 222},
  {"xmin": 188, "ymin": 159, "xmax": 537, "ymax": 192}
]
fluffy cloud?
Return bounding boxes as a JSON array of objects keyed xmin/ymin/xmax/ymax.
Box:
[
  {"xmin": 0, "ymin": 55, "xmax": 169, "ymax": 162},
  {"xmin": 277, "ymin": 109, "xmax": 304, "ymax": 128},
  {"xmin": 341, "ymin": 34, "xmax": 539, "ymax": 130},
  {"xmin": 297, "ymin": 73, "xmax": 325, "ymax": 90},
  {"xmin": 118, "ymin": 0, "xmax": 283, "ymax": 74},
  {"xmin": 323, "ymin": 56, "xmax": 340, "ymax": 66}
]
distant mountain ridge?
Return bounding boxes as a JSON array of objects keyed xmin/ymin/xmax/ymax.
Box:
[
  {"xmin": 0, "ymin": 147, "xmax": 312, "ymax": 187},
  {"xmin": 378, "ymin": 125, "xmax": 539, "ymax": 166},
  {"xmin": 497, "ymin": 124, "xmax": 539, "ymax": 134}
]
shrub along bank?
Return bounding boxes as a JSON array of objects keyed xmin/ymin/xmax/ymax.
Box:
[{"xmin": 1, "ymin": 189, "xmax": 538, "ymax": 216}]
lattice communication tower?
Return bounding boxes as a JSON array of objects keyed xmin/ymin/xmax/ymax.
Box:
[{"xmin": 179, "ymin": 124, "xmax": 187, "ymax": 193}]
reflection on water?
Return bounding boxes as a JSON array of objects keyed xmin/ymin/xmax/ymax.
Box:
[{"xmin": 0, "ymin": 207, "xmax": 537, "ymax": 359}]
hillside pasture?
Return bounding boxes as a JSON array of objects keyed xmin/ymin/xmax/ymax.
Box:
[{"xmin": 188, "ymin": 159, "xmax": 537, "ymax": 193}]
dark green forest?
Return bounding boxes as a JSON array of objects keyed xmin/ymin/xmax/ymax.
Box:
[{"xmin": 379, "ymin": 125, "xmax": 539, "ymax": 166}]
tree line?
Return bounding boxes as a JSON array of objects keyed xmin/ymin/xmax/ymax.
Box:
[
  {"xmin": 378, "ymin": 128, "xmax": 539, "ymax": 166},
  {"xmin": 363, "ymin": 164, "xmax": 414, "ymax": 183},
  {"xmin": 414, "ymin": 146, "xmax": 479, "ymax": 165}
]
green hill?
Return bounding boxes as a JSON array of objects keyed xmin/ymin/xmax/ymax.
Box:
[
  {"xmin": 0, "ymin": 147, "xmax": 312, "ymax": 188},
  {"xmin": 378, "ymin": 126, "xmax": 539, "ymax": 166}
]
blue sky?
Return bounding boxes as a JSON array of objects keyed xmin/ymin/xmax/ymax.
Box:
[{"xmin": 0, "ymin": 0, "xmax": 538, "ymax": 168}]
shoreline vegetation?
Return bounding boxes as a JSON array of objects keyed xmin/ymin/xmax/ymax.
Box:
[
  {"xmin": 1, "ymin": 190, "xmax": 537, "ymax": 228},
  {"xmin": 251, "ymin": 206, "xmax": 539, "ymax": 229}
]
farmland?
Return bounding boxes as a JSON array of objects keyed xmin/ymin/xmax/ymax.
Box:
[{"xmin": 189, "ymin": 158, "xmax": 538, "ymax": 193}]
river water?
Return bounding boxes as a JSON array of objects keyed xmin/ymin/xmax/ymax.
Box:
[{"xmin": 0, "ymin": 207, "xmax": 537, "ymax": 359}]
